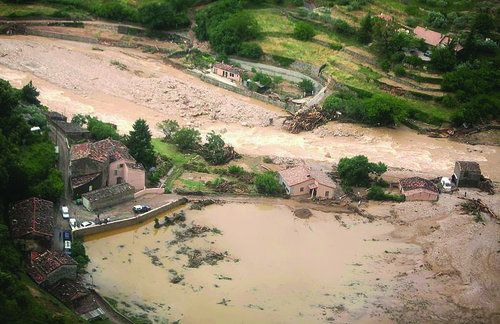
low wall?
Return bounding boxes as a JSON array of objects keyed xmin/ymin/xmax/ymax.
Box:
[
  {"xmin": 73, "ymin": 197, "xmax": 188, "ymax": 237},
  {"xmin": 134, "ymin": 188, "xmax": 164, "ymax": 198}
]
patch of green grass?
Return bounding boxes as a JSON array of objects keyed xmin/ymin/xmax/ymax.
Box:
[
  {"xmin": 179, "ymin": 179, "xmax": 207, "ymax": 191},
  {"xmin": 258, "ymin": 36, "xmax": 335, "ymax": 65},
  {"xmin": 0, "ymin": 3, "xmax": 58, "ymax": 17},
  {"xmin": 358, "ymin": 66, "xmax": 381, "ymax": 80},
  {"xmin": 248, "ymin": 8, "xmax": 294, "ymax": 34},
  {"xmin": 152, "ymin": 139, "xmax": 192, "ymax": 166}
]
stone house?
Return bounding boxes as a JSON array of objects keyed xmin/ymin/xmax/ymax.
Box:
[
  {"xmin": 452, "ymin": 161, "xmax": 482, "ymax": 188},
  {"xmin": 82, "ymin": 183, "xmax": 135, "ymax": 211},
  {"xmin": 213, "ymin": 62, "xmax": 242, "ymax": 83},
  {"xmin": 52, "ymin": 120, "xmax": 90, "ymax": 142},
  {"xmin": 70, "ymin": 138, "xmax": 145, "ymax": 198},
  {"xmin": 399, "ymin": 177, "xmax": 439, "ymax": 201},
  {"xmin": 278, "ymin": 165, "xmax": 336, "ymax": 199},
  {"xmin": 9, "ymin": 197, "xmax": 54, "ymax": 251},
  {"xmin": 48, "ymin": 280, "xmax": 105, "ymax": 321},
  {"xmin": 27, "ymin": 250, "xmax": 77, "ymax": 287}
]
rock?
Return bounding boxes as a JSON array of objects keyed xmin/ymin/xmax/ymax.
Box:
[{"xmin": 294, "ymin": 208, "xmax": 313, "ymax": 219}]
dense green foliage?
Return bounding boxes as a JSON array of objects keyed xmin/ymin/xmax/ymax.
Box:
[
  {"xmin": 157, "ymin": 119, "xmax": 180, "ymax": 141},
  {"xmin": 201, "ymin": 132, "xmax": 230, "ymax": 165},
  {"xmin": 254, "ymin": 171, "xmax": 282, "ymax": 196},
  {"xmin": 293, "ymin": 21, "xmax": 316, "ymax": 41},
  {"xmin": 337, "ymin": 155, "xmax": 387, "ymax": 188},
  {"xmin": 298, "ymin": 79, "xmax": 315, "ymax": 95},
  {"xmin": 195, "ymin": 0, "xmax": 262, "ymax": 56},
  {"xmin": 323, "ymin": 91, "xmax": 408, "ymax": 126},
  {"xmin": 126, "ymin": 119, "xmax": 156, "ymax": 169},
  {"xmin": 139, "ymin": 0, "xmax": 191, "ymax": 31},
  {"xmin": 172, "ymin": 127, "xmax": 201, "ymax": 152},
  {"xmin": 71, "ymin": 238, "xmax": 90, "ymax": 272},
  {"xmin": 20, "ymin": 81, "xmax": 40, "ymax": 105},
  {"xmin": 0, "ymin": 79, "xmax": 76, "ymax": 323},
  {"xmin": 71, "ymin": 114, "xmax": 121, "ymax": 141},
  {"xmin": 238, "ymin": 42, "xmax": 264, "ymax": 59}
]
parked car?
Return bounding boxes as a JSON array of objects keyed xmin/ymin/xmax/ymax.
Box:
[
  {"xmin": 80, "ymin": 221, "xmax": 95, "ymax": 228},
  {"xmin": 69, "ymin": 218, "xmax": 78, "ymax": 228},
  {"xmin": 133, "ymin": 205, "xmax": 152, "ymax": 214},
  {"xmin": 63, "ymin": 240, "xmax": 71, "ymax": 256},
  {"xmin": 441, "ymin": 177, "xmax": 452, "ymax": 192},
  {"xmin": 63, "ymin": 230, "xmax": 71, "ymax": 241},
  {"xmin": 61, "ymin": 206, "xmax": 70, "ymax": 219}
]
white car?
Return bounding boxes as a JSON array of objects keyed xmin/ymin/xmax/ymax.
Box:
[
  {"xmin": 441, "ymin": 177, "xmax": 452, "ymax": 192},
  {"xmin": 61, "ymin": 206, "xmax": 70, "ymax": 219},
  {"xmin": 80, "ymin": 221, "xmax": 95, "ymax": 228},
  {"xmin": 69, "ymin": 218, "xmax": 78, "ymax": 228}
]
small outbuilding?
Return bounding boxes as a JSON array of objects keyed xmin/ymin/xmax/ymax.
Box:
[
  {"xmin": 452, "ymin": 161, "xmax": 482, "ymax": 188},
  {"xmin": 399, "ymin": 177, "xmax": 439, "ymax": 201},
  {"xmin": 213, "ymin": 62, "xmax": 242, "ymax": 83},
  {"xmin": 82, "ymin": 183, "xmax": 135, "ymax": 211}
]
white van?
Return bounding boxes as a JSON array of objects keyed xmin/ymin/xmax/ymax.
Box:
[{"xmin": 441, "ymin": 177, "xmax": 452, "ymax": 192}]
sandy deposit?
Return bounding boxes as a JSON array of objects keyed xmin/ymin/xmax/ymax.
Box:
[{"xmin": 0, "ymin": 35, "xmax": 498, "ymax": 181}]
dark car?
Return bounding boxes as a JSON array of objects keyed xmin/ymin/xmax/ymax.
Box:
[
  {"xmin": 63, "ymin": 230, "xmax": 71, "ymax": 241},
  {"xmin": 133, "ymin": 205, "xmax": 152, "ymax": 214}
]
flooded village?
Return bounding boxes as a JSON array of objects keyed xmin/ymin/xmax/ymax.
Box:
[{"xmin": 0, "ymin": 2, "xmax": 499, "ymax": 324}]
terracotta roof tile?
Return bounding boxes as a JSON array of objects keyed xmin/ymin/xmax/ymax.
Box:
[
  {"xmin": 399, "ymin": 177, "xmax": 438, "ymax": 193},
  {"xmin": 214, "ymin": 62, "xmax": 241, "ymax": 75},
  {"xmin": 279, "ymin": 166, "xmax": 336, "ymax": 188},
  {"xmin": 9, "ymin": 197, "xmax": 54, "ymax": 239},
  {"xmin": 413, "ymin": 26, "xmax": 449, "ymax": 46},
  {"xmin": 71, "ymin": 139, "xmax": 135, "ymax": 163},
  {"xmin": 28, "ymin": 250, "xmax": 76, "ymax": 284}
]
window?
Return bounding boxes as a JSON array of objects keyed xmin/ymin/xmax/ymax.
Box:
[
  {"xmin": 325, "ymin": 191, "xmax": 329, "ymax": 197},
  {"xmin": 119, "ymin": 163, "xmax": 124, "ymax": 168},
  {"xmin": 230, "ymin": 73, "xmax": 234, "ymax": 77},
  {"xmin": 300, "ymin": 187, "xmax": 304, "ymax": 192},
  {"xmin": 114, "ymin": 170, "xmax": 118, "ymax": 176}
]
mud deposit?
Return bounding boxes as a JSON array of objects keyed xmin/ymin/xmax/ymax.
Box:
[{"xmin": 84, "ymin": 203, "xmax": 417, "ymax": 323}]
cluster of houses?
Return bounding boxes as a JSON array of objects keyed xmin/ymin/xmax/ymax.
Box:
[
  {"xmin": 8, "ymin": 197, "xmax": 104, "ymax": 320},
  {"xmin": 47, "ymin": 112, "xmax": 146, "ymax": 212},
  {"xmin": 278, "ymin": 161, "xmax": 483, "ymax": 202}
]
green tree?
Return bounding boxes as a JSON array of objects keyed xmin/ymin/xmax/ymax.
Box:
[
  {"xmin": 157, "ymin": 119, "xmax": 179, "ymax": 141},
  {"xmin": 471, "ymin": 12, "xmax": 494, "ymax": 37},
  {"xmin": 172, "ymin": 127, "xmax": 201, "ymax": 152},
  {"xmin": 208, "ymin": 11, "xmax": 260, "ymax": 54},
  {"xmin": 238, "ymin": 42, "xmax": 264, "ymax": 59},
  {"xmin": 202, "ymin": 131, "xmax": 227, "ymax": 165},
  {"xmin": 298, "ymin": 79, "xmax": 315, "ymax": 96},
  {"xmin": 358, "ymin": 13, "xmax": 373, "ymax": 44},
  {"xmin": 127, "ymin": 119, "xmax": 156, "ymax": 169},
  {"xmin": 86, "ymin": 116, "xmax": 120, "ymax": 141},
  {"xmin": 337, "ymin": 155, "xmax": 387, "ymax": 187},
  {"xmin": 71, "ymin": 113, "xmax": 88, "ymax": 126},
  {"xmin": 20, "ymin": 81, "xmax": 40, "ymax": 105},
  {"xmin": 361, "ymin": 94, "xmax": 407, "ymax": 126},
  {"xmin": 430, "ymin": 46, "xmax": 457, "ymax": 72},
  {"xmin": 254, "ymin": 171, "xmax": 282, "ymax": 196},
  {"xmin": 293, "ymin": 21, "xmax": 316, "ymax": 41},
  {"xmin": 31, "ymin": 169, "xmax": 63, "ymax": 202}
]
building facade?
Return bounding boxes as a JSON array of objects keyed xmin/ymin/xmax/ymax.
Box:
[
  {"xmin": 213, "ymin": 63, "xmax": 242, "ymax": 83},
  {"xmin": 452, "ymin": 161, "xmax": 482, "ymax": 188},
  {"xmin": 70, "ymin": 138, "xmax": 145, "ymax": 198},
  {"xmin": 278, "ymin": 165, "xmax": 336, "ymax": 199}
]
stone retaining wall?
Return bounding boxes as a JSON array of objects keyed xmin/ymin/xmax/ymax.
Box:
[
  {"xmin": 26, "ymin": 28, "xmax": 98, "ymax": 44},
  {"xmin": 73, "ymin": 197, "xmax": 187, "ymax": 237},
  {"xmin": 134, "ymin": 188, "xmax": 164, "ymax": 198}
]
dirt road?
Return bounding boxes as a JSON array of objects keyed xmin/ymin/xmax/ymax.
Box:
[{"xmin": 0, "ymin": 35, "xmax": 498, "ymax": 180}]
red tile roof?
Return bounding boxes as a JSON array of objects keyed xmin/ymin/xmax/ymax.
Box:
[
  {"xmin": 399, "ymin": 177, "xmax": 438, "ymax": 193},
  {"xmin": 278, "ymin": 166, "xmax": 336, "ymax": 188},
  {"xmin": 71, "ymin": 139, "xmax": 135, "ymax": 163},
  {"xmin": 214, "ymin": 62, "xmax": 241, "ymax": 75},
  {"xmin": 9, "ymin": 197, "xmax": 54, "ymax": 239},
  {"xmin": 28, "ymin": 250, "xmax": 77, "ymax": 284},
  {"xmin": 71, "ymin": 173, "xmax": 101, "ymax": 189},
  {"xmin": 413, "ymin": 26, "xmax": 450, "ymax": 47},
  {"xmin": 377, "ymin": 13, "xmax": 393, "ymax": 21}
]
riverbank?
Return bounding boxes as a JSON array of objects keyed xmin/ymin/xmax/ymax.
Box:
[{"xmin": 0, "ymin": 35, "xmax": 498, "ymax": 181}]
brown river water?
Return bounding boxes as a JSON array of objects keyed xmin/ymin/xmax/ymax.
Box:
[{"xmin": 84, "ymin": 203, "xmax": 418, "ymax": 323}]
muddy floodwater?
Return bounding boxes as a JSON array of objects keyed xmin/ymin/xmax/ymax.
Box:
[{"xmin": 84, "ymin": 203, "xmax": 418, "ymax": 323}]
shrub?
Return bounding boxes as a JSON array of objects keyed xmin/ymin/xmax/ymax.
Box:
[
  {"xmin": 367, "ymin": 185, "xmax": 405, "ymax": 202},
  {"xmin": 332, "ymin": 18, "xmax": 356, "ymax": 36},
  {"xmin": 337, "ymin": 155, "xmax": 387, "ymax": 187},
  {"xmin": 254, "ymin": 171, "xmax": 282, "ymax": 196},
  {"xmin": 208, "ymin": 11, "xmax": 260, "ymax": 54},
  {"xmin": 238, "ymin": 42, "xmax": 263, "ymax": 59},
  {"xmin": 430, "ymin": 46, "xmax": 457, "ymax": 72},
  {"xmin": 172, "ymin": 127, "xmax": 201, "ymax": 152},
  {"xmin": 393, "ymin": 64, "xmax": 406, "ymax": 76},
  {"xmin": 298, "ymin": 79, "xmax": 315, "ymax": 95},
  {"xmin": 95, "ymin": 0, "xmax": 137, "ymax": 22},
  {"xmin": 330, "ymin": 43, "xmax": 343, "ymax": 50},
  {"xmin": 227, "ymin": 165, "xmax": 245, "ymax": 175},
  {"xmin": 293, "ymin": 21, "xmax": 316, "ymax": 41}
]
